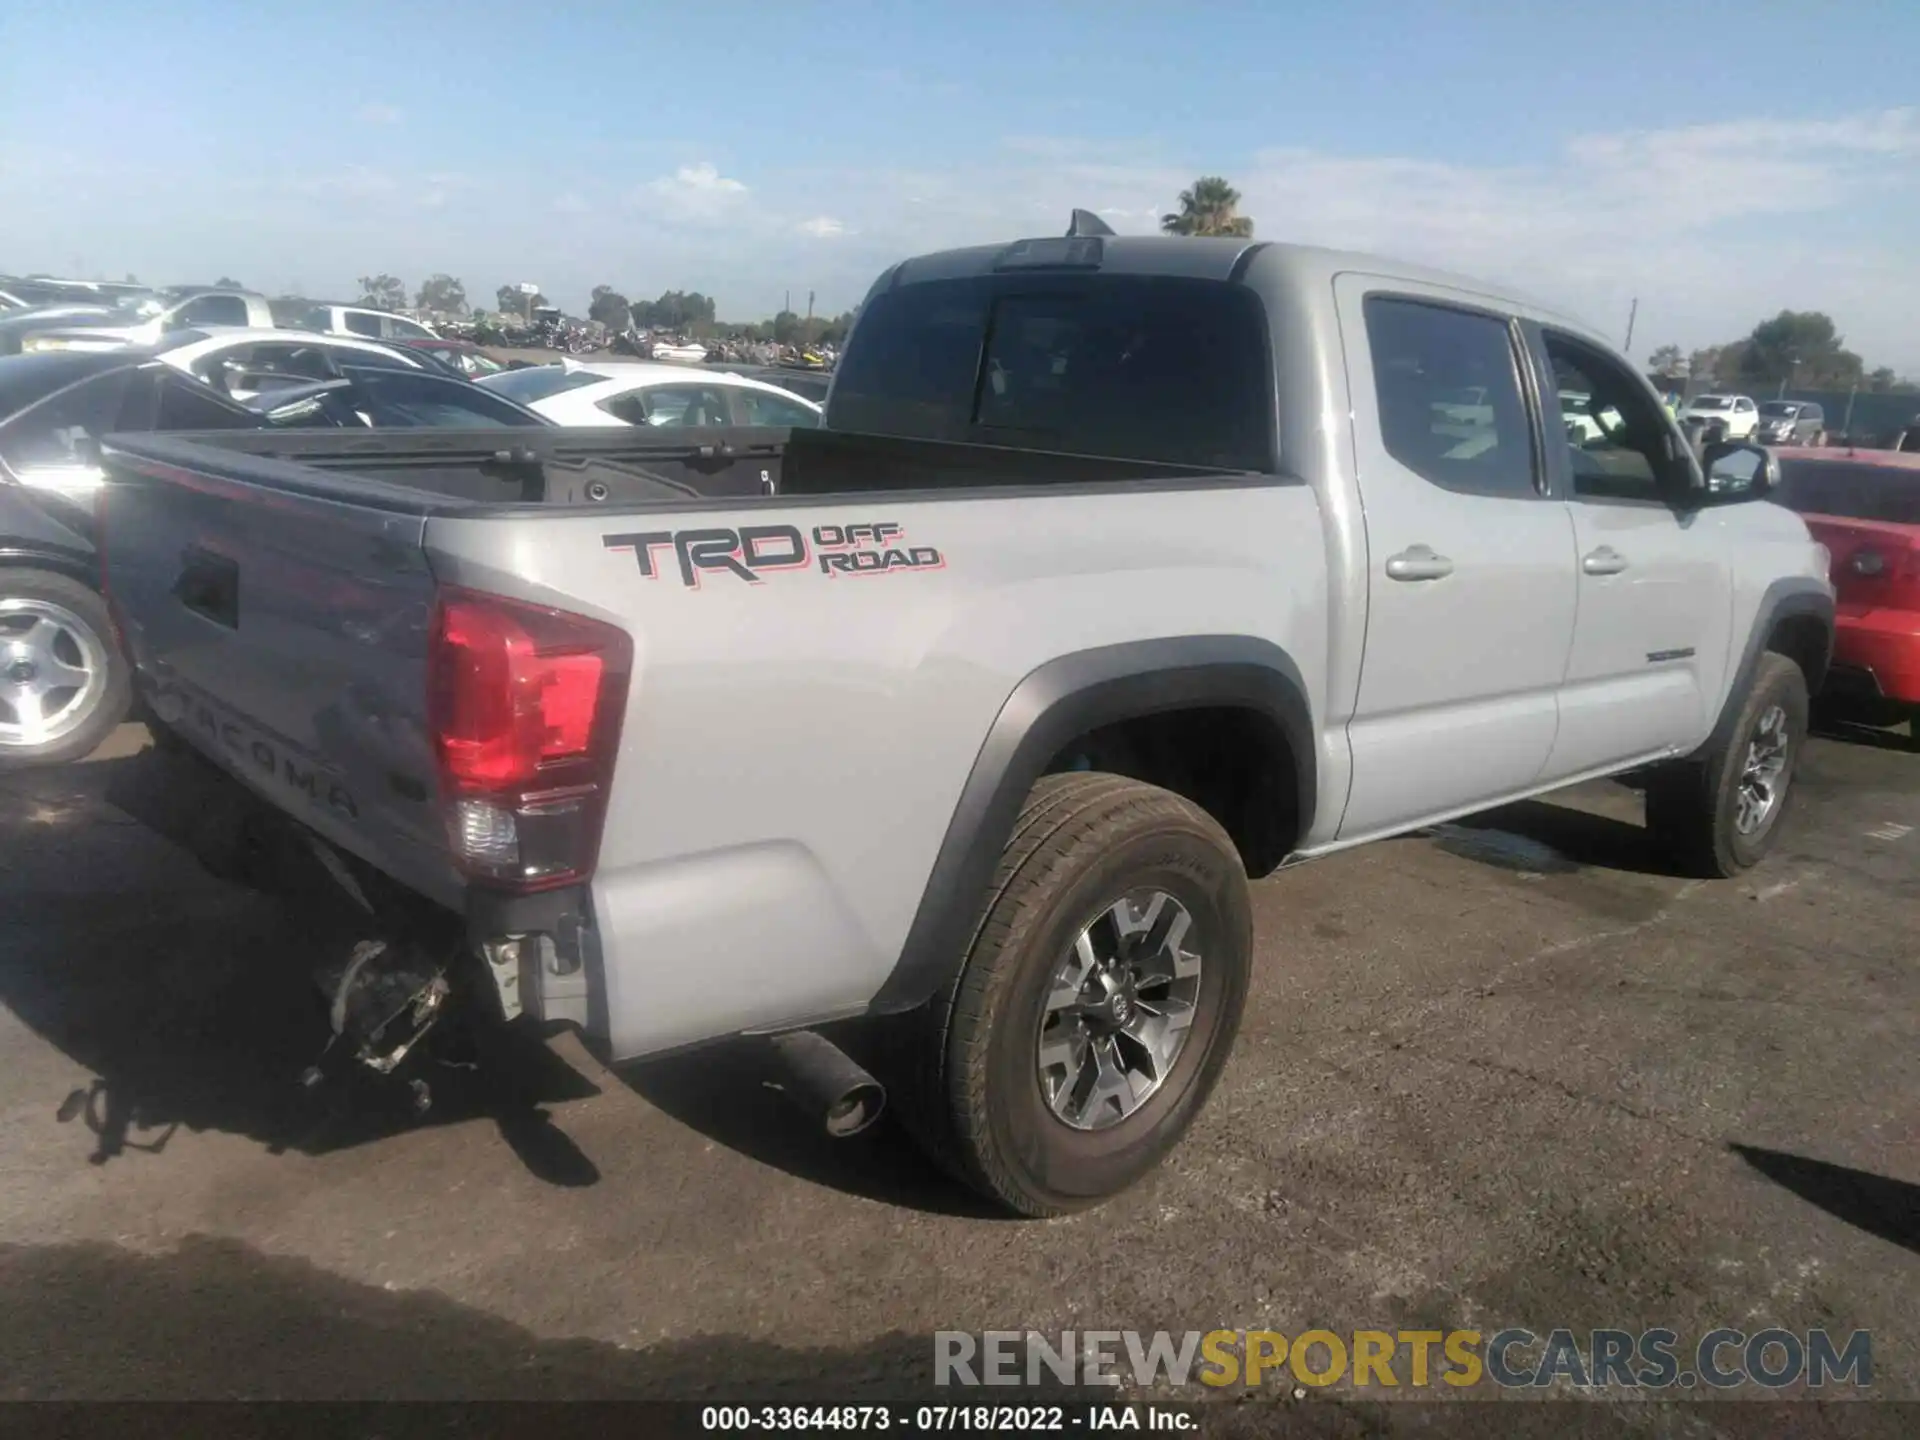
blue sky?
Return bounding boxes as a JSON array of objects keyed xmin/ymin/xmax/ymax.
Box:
[{"xmin": 3, "ymin": 0, "xmax": 1918, "ymax": 368}]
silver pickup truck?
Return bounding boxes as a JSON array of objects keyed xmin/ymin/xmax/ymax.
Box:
[{"xmin": 96, "ymin": 219, "xmax": 1834, "ymax": 1216}]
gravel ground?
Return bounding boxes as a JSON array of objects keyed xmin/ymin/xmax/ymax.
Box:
[{"xmin": 0, "ymin": 720, "xmax": 1914, "ymax": 1434}]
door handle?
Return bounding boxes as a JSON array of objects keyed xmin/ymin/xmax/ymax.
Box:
[
  {"xmin": 1582, "ymin": 546, "xmax": 1629, "ymax": 576},
  {"xmin": 1385, "ymin": 545, "xmax": 1455, "ymax": 582}
]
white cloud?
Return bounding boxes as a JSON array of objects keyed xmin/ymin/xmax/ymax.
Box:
[
  {"xmin": 642, "ymin": 162, "xmax": 749, "ymax": 223},
  {"xmin": 4, "ymin": 107, "xmax": 1916, "ymax": 369},
  {"xmin": 805, "ymin": 110, "xmax": 1920, "ymax": 369},
  {"xmin": 356, "ymin": 102, "xmax": 405, "ymax": 126}
]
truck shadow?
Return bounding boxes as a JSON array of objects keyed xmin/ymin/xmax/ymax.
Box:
[
  {"xmin": 1809, "ymin": 709, "xmax": 1917, "ymax": 753},
  {"xmin": 618, "ymin": 1032, "xmax": 1008, "ymax": 1220},
  {"xmin": 0, "ymin": 752, "xmax": 603, "ymax": 1188},
  {"xmin": 1729, "ymin": 1143, "xmax": 1920, "ymax": 1256},
  {"xmin": 1426, "ymin": 795, "xmax": 1689, "ymax": 879},
  {"xmin": 3, "ymin": 749, "xmax": 984, "ymax": 1211},
  {"xmin": 0, "ymin": 1233, "xmax": 966, "ymax": 1401}
]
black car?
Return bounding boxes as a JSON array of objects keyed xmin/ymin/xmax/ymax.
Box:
[
  {"xmin": 234, "ymin": 365, "xmax": 551, "ymax": 428},
  {"xmin": 0, "ymin": 352, "xmax": 549, "ymax": 769}
]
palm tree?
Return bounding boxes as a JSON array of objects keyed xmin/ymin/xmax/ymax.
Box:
[{"xmin": 1160, "ymin": 176, "xmax": 1255, "ymax": 238}]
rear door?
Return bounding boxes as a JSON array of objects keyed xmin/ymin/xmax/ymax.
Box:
[
  {"xmin": 1333, "ymin": 278, "xmax": 1579, "ymax": 839},
  {"xmin": 1531, "ymin": 327, "xmax": 1732, "ymax": 777}
]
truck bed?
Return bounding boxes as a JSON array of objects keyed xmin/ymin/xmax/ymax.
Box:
[
  {"xmin": 98, "ymin": 422, "xmax": 1312, "ymax": 1059},
  {"xmin": 99, "ymin": 425, "xmax": 1241, "ymax": 512}
]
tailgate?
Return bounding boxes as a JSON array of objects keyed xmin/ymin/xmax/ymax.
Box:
[{"xmin": 99, "ymin": 436, "xmax": 459, "ymax": 906}]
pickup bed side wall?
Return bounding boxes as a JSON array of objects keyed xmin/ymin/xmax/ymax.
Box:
[
  {"xmin": 423, "ymin": 482, "xmax": 1332, "ymax": 1061},
  {"xmin": 868, "ymin": 635, "xmax": 1316, "ymax": 1014}
]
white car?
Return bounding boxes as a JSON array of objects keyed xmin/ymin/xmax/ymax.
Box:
[
  {"xmin": 1681, "ymin": 393, "xmax": 1759, "ymax": 439},
  {"xmin": 477, "ymin": 360, "xmax": 824, "ymax": 429},
  {"xmin": 154, "ymin": 328, "xmax": 431, "ymax": 401},
  {"xmin": 299, "ymin": 304, "xmax": 439, "ymax": 343}
]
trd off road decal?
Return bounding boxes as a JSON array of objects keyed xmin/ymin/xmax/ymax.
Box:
[{"xmin": 603, "ymin": 521, "xmax": 944, "ymax": 588}]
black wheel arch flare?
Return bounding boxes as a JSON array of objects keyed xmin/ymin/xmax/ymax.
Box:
[{"xmin": 869, "ymin": 635, "xmax": 1316, "ymax": 1014}]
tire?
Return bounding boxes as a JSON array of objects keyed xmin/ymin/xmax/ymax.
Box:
[
  {"xmin": 1645, "ymin": 652, "xmax": 1808, "ymax": 878},
  {"xmin": 0, "ymin": 568, "xmax": 131, "ymax": 770},
  {"xmin": 886, "ymin": 772, "xmax": 1253, "ymax": 1217}
]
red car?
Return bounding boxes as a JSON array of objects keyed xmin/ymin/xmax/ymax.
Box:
[{"xmin": 1772, "ymin": 448, "xmax": 1920, "ymax": 743}]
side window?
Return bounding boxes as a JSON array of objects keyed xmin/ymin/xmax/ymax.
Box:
[
  {"xmin": 733, "ymin": 388, "xmax": 821, "ymax": 428},
  {"xmin": 191, "ymin": 343, "xmax": 260, "ymax": 386},
  {"xmin": 1541, "ymin": 332, "xmax": 1678, "ymax": 503},
  {"xmin": 155, "ymin": 376, "xmax": 256, "ymax": 430},
  {"xmin": 175, "ymin": 294, "xmax": 249, "ymax": 328},
  {"xmin": 345, "ymin": 371, "xmax": 536, "ymax": 427},
  {"xmin": 602, "ymin": 385, "xmax": 732, "ymax": 427},
  {"xmin": 0, "ymin": 370, "xmax": 134, "ymax": 477},
  {"xmin": 381, "ymin": 316, "xmax": 430, "ymax": 340},
  {"xmin": 1363, "ymin": 296, "xmax": 1537, "ymax": 498},
  {"xmin": 344, "ymin": 311, "xmax": 383, "ymax": 338}
]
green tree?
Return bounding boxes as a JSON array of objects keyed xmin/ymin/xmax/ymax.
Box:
[
  {"xmin": 819, "ymin": 308, "xmax": 859, "ymax": 345},
  {"xmin": 1738, "ymin": 310, "xmax": 1862, "ymax": 389},
  {"xmin": 588, "ymin": 285, "xmax": 632, "ymax": 330},
  {"xmin": 493, "ymin": 284, "xmax": 546, "ymax": 316},
  {"xmin": 214, "ymin": 276, "xmax": 243, "ymax": 289},
  {"xmin": 356, "ymin": 274, "xmax": 407, "ymax": 311},
  {"xmin": 416, "ymin": 274, "xmax": 468, "ymax": 315},
  {"xmin": 1646, "ymin": 344, "xmax": 1685, "ymax": 375},
  {"xmin": 1161, "ymin": 176, "xmax": 1255, "ymax": 237}
]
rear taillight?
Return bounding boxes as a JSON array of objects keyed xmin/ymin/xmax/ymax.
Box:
[{"xmin": 428, "ymin": 586, "xmax": 632, "ymax": 893}]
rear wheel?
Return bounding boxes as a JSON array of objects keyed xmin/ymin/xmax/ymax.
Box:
[
  {"xmin": 887, "ymin": 773, "xmax": 1253, "ymax": 1217},
  {"xmin": 1646, "ymin": 653, "xmax": 1808, "ymax": 877},
  {"xmin": 0, "ymin": 569, "xmax": 130, "ymax": 770}
]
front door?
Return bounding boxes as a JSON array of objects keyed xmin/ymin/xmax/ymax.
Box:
[
  {"xmin": 1532, "ymin": 327, "xmax": 1732, "ymax": 779},
  {"xmin": 1333, "ymin": 278, "xmax": 1580, "ymax": 841}
]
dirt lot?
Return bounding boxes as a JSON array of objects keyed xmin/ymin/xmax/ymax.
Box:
[{"xmin": 0, "ymin": 721, "xmax": 1914, "ymax": 1429}]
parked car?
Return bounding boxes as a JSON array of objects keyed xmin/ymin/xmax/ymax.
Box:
[
  {"xmin": 1681, "ymin": 393, "xmax": 1760, "ymax": 439},
  {"xmin": 16, "ymin": 289, "xmax": 277, "ymax": 355},
  {"xmin": 1771, "ymin": 449, "xmax": 1920, "ymax": 745},
  {"xmin": 0, "ymin": 277, "xmax": 153, "ymax": 312},
  {"xmin": 95, "ymin": 223, "xmax": 1832, "ymax": 1217},
  {"xmin": 728, "ymin": 365, "xmax": 833, "ymax": 404},
  {"xmin": 298, "ymin": 304, "xmax": 440, "ymax": 344},
  {"xmin": 392, "ymin": 337, "xmax": 510, "ymax": 380},
  {"xmin": 478, "ymin": 359, "xmax": 823, "ymax": 428},
  {"xmin": 1756, "ymin": 400, "xmax": 1826, "ymax": 447},
  {"xmin": 0, "ymin": 350, "xmax": 350, "ymax": 767},
  {"xmin": 153, "ymin": 327, "xmax": 432, "ymax": 400},
  {"xmin": 0, "ymin": 351, "xmax": 547, "ymax": 766},
  {"xmin": 236, "ymin": 365, "xmax": 551, "ymax": 429}
]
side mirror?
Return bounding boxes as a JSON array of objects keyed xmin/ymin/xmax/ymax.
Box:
[{"xmin": 1698, "ymin": 440, "xmax": 1778, "ymax": 503}]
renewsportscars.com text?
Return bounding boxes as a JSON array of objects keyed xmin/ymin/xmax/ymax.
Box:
[{"xmin": 935, "ymin": 1328, "xmax": 1873, "ymax": 1391}]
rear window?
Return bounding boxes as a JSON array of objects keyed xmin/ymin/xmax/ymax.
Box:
[
  {"xmin": 1759, "ymin": 402, "xmax": 1798, "ymax": 418},
  {"xmin": 1693, "ymin": 396, "xmax": 1730, "ymax": 409},
  {"xmin": 1774, "ymin": 460, "xmax": 1920, "ymax": 525},
  {"xmin": 480, "ymin": 365, "xmax": 605, "ymax": 404},
  {"xmin": 826, "ymin": 275, "xmax": 1274, "ymax": 470}
]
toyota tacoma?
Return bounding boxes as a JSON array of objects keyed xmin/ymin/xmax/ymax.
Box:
[{"xmin": 95, "ymin": 215, "xmax": 1834, "ymax": 1216}]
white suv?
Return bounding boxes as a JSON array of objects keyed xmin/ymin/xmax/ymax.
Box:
[{"xmin": 1682, "ymin": 393, "xmax": 1759, "ymax": 439}]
